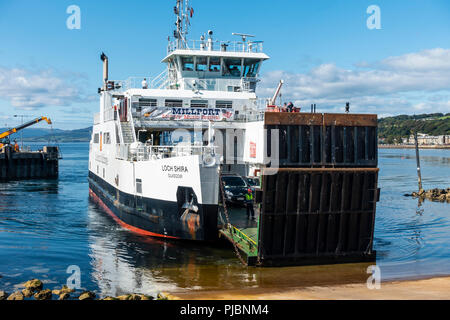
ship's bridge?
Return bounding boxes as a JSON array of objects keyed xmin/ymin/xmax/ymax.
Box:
[{"xmin": 162, "ymin": 38, "xmax": 270, "ymax": 93}]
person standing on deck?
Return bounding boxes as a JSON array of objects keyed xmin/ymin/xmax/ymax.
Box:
[
  {"xmin": 142, "ymin": 78, "xmax": 148, "ymax": 89},
  {"xmin": 245, "ymin": 188, "xmax": 255, "ymax": 220},
  {"xmin": 13, "ymin": 139, "xmax": 19, "ymax": 152},
  {"xmin": 287, "ymin": 102, "xmax": 294, "ymax": 112}
]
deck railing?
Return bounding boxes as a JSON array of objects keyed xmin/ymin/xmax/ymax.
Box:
[
  {"xmin": 168, "ymin": 40, "xmax": 264, "ymax": 54},
  {"xmin": 116, "ymin": 144, "xmax": 217, "ymax": 162}
]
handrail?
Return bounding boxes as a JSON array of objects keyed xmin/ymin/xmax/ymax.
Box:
[
  {"xmin": 151, "ymin": 69, "xmax": 169, "ymax": 89},
  {"xmin": 116, "ymin": 143, "xmax": 218, "ymax": 161},
  {"xmin": 168, "ymin": 40, "xmax": 264, "ymax": 54},
  {"xmin": 231, "ymin": 225, "xmax": 257, "ymax": 247}
]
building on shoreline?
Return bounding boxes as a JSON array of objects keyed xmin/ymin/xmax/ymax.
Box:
[{"xmin": 402, "ymin": 133, "xmax": 450, "ymax": 146}]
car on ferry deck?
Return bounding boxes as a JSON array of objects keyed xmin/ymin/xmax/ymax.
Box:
[
  {"xmin": 244, "ymin": 176, "xmax": 260, "ymax": 193},
  {"xmin": 221, "ymin": 174, "xmax": 249, "ymax": 207}
]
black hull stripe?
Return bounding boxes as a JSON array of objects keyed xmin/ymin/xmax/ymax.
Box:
[{"xmin": 88, "ymin": 172, "xmax": 218, "ymax": 241}]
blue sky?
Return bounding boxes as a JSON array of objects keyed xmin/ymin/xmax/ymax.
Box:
[{"xmin": 0, "ymin": 0, "xmax": 449, "ymax": 129}]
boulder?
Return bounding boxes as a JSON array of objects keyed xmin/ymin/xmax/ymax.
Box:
[
  {"xmin": 60, "ymin": 285, "xmax": 75, "ymax": 294},
  {"xmin": 138, "ymin": 294, "xmax": 154, "ymax": 301},
  {"xmin": 117, "ymin": 295, "xmax": 131, "ymax": 300},
  {"xmin": 7, "ymin": 291, "xmax": 24, "ymax": 300},
  {"xmin": 23, "ymin": 279, "xmax": 43, "ymax": 292},
  {"xmin": 59, "ymin": 292, "xmax": 71, "ymax": 300},
  {"xmin": 34, "ymin": 289, "xmax": 52, "ymax": 300},
  {"xmin": 157, "ymin": 292, "xmax": 169, "ymax": 300},
  {"xmin": 128, "ymin": 294, "xmax": 142, "ymax": 301},
  {"xmin": 0, "ymin": 291, "xmax": 9, "ymax": 300},
  {"xmin": 102, "ymin": 296, "xmax": 118, "ymax": 301},
  {"xmin": 79, "ymin": 291, "xmax": 96, "ymax": 300},
  {"xmin": 22, "ymin": 288, "xmax": 34, "ymax": 298}
]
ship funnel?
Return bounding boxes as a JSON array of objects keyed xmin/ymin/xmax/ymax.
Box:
[{"xmin": 100, "ymin": 52, "xmax": 109, "ymax": 86}]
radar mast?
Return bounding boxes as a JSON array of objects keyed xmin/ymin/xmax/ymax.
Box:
[{"xmin": 173, "ymin": 0, "xmax": 194, "ymax": 49}]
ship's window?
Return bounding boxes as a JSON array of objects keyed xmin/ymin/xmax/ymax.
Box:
[
  {"xmin": 196, "ymin": 56, "xmax": 207, "ymax": 72},
  {"xmin": 191, "ymin": 100, "xmax": 208, "ymax": 108},
  {"xmin": 181, "ymin": 56, "xmax": 194, "ymax": 71},
  {"xmin": 136, "ymin": 179, "xmax": 142, "ymax": 194},
  {"xmin": 94, "ymin": 133, "xmax": 99, "ymax": 144},
  {"xmin": 103, "ymin": 132, "xmax": 111, "ymax": 144},
  {"xmin": 216, "ymin": 100, "xmax": 233, "ymax": 109},
  {"xmin": 165, "ymin": 99, "xmax": 183, "ymax": 108},
  {"xmin": 223, "ymin": 58, "xmax": 242, "ymax": 77},
  {"xmin": 139, "ymin": 99, "xmax": 157, "ymax": 107},
  {"xmin": 243, "ymin": 59, "xmax": 260, "ymax": 77},
  {"xmin": 209, "ymin": 57, "xmax": 220, "ymax": 72},
  {"xmin": 227, "ymin": 86, "xmax": 241, "ymax": 92}
]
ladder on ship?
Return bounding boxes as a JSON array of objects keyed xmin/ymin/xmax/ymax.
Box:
[{"xmin": 121, "ymin": 121, "xmax": 135, "ymax": 144}]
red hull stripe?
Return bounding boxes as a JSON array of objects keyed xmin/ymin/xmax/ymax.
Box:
[{"xmin": 89, "ymin": 188, "xmax": 180, "ymax": 240}]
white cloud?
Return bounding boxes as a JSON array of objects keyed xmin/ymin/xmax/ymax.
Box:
[
  {"xmin": 258, "ymin": 48, "xmax": 450, "ymax": 116},
  {"xmin": 0, "ymin": 66, "xmax": 89, "ymax": 110}
]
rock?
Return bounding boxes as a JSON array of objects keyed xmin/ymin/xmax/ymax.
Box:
[
  {"xmin": 34, "ymin": 289, "xmax": 52, "ymax": 300},
  {"xmin": 0, "ymin": 291, "xmax": 8, "ymax": 300},
  {"xmin": 437, "ymin": 194, "xmax": 446, "ymax": 202},
  {"xmin": 157, "ymin": 292, "xmax": 169, "ymax": 300},
  {"xmin": 59, "ymin": 292, "xmax": 71, "ymax": 300},
  {"xmin": 52, "ymin": 289, "xmax": 61, "ymax": 295},
  {"xmin": 23, "ymin": 279, "xmax": 43, "ymax": 292},
  {"xmin": 127, "ymin": 294, "xmax": 142, "ymax": 301},
  {"xmin": 22, "ymin": 288, "xmax": 34, "ymax": 298},
  {"xmin": 138, "ymin": 294, "xmax": 154, "ymax": 301},
  {"xmin": 102, "ymin": 296, "xmax": 118, "ymax": 301},
  {"xmin": 7, "ymin": 291, "xmax": 24, "ymax": 300},
  {"xmin": 117, "ymin": 295, "xmax": 131, "ymax": 300},
  {"xmin": 60, "ymin": 285, "xmax": 75, "ymax": 294},
  {"xmin": 78, "ymin": 291, "xmax": 96, "ymax": 300}
]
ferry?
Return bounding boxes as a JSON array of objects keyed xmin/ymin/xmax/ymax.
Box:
[
  {"xmin": 88, "ymin": 0, "xmax": 270, "ymax": 241},
  {"xmin": 89, "ymin": 1, "xmax": 380, "ymax": 267}
]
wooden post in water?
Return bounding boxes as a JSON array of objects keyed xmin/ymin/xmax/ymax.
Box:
[{"xmin": 414, "ymin": 131, "xmax": 423, "ymax": 192}]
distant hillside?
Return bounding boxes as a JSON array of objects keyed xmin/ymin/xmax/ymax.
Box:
[
  {"xmin": 0, "ymin": 127, "xmax": 64, "ymax": 139},
  {"xmin": 379, "ymin": 113, "xmax": 450, "ymax": 144},
  {"xmin": 10, "ymin": 127, "xmax": 93, "ymax": 143}
]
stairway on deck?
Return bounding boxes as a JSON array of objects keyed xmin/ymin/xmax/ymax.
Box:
[{"xmin": 121, "ymin": 121, "xmax": 135, "ymax": 144}]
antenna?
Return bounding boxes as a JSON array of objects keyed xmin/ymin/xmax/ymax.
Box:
[
  {"xmin": 232, "ymin": 33, "xmax": 255, "ymax": 43},
  {"xmin": 173, "ymin": 0, "xmax": 193, "ymax": 49}
]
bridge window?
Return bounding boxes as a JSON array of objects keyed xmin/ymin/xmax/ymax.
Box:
[
  {"xmin": 216, "ymin": 100, "xmax": 233, "ymax": 109},
  {"xmin": 165, "ymin": 99, "xmax": 183, "ymax": 108},
  {"xmin": 243, "ymin": 59, "xmax": 260, "ymax": 77},
  {"xmin": 196, "ymin": 57, "xmax": 208, "ymax": 72},
  {"xmin": 93, "ymin": 133, "xmax": 99, "ymax": 144},
  {"xmin": 223, "ymin": 58, "xmax": 242, "ymax": 77},
  {"xmin": 181, "ymin": 56, "xmax": 194, "ymax": 71},
  {"xmin": 209, "ymin": 57, "xmax": 221, "ymax": 72},
  {"xmin": 191, "ymin": 100, "xmax": 208, "ymax": 108}
]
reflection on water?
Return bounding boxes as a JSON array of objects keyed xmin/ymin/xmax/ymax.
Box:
[
  {"xmin": 0, "ymin": 144, "xmax": 449, "ymax": 296},
  {"xmin": 87, "ymin": 202, "xmax": 371, "ymax": 297}
]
